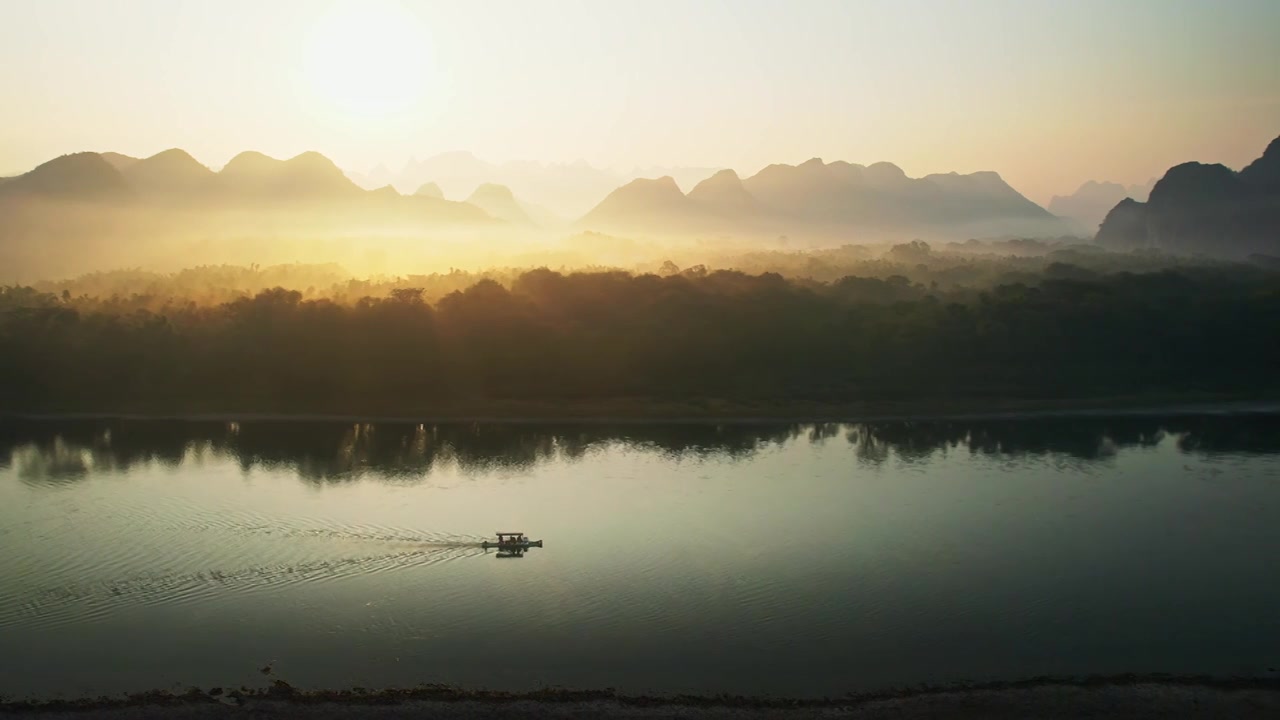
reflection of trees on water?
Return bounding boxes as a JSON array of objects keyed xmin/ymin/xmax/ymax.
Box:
[{"xmin": 3, "ymin": 415, "xmax": 1278, "ymax": 486}]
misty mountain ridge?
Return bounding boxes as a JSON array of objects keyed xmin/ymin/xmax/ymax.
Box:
[
  {"xmin": 214, "ymin": 150, "xmax": 364, "ymax": 198},
  {"xmin": 1048, "ymin": 179, "xmax": 1155, "ymax": 232},
  {"xmin": 465, "ymin": 183, "xmax": 537, "ymax": 227},
  {"xmin": 414, "ymin": 182, "xmax": 444, "ymax": 199},
  {"xmin": 0, "ymin": 148, "xmax": 506, "ymax": 280},
  {"xmin": 1095, "ymin": 134, "xmax": 1280, "ymax": 258},
  {"xmin": 347, "ymin": 151, "xmax": 722, "ymax": 218},
  {"xmin": 407, "ymin": 178, "xmax": 560, "ymax": 228},
  {"xmin": 3, "ymin": 148, "xmax": 1099, "ymax": 245},
  {"xmin": 123, "ymin": 148, "xmax": 216, "ymax": 195},
  {"xmin": 1, "ymin": 152, "xmax": 135, "ymax": 200},
  {"xmin": 100, "ymin": 152, "xmax": 142, "ymax": 172},
  {"xmin": 687, "ymin": 169, "xmax": 761, "ymax": 215},
  {"xmin": 0, "ymin": 149, "xmax": 498, "ymax": 219},
  {"xmin": 579, "ymin": 158, "xmax": 1069, "ymax": 240}
]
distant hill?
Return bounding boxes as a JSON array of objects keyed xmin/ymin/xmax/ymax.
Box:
[
  {"xmin": 1048, "ymin": 179, "xmax": 1155, "ymax": 232},
  {"xmin": 1094, "ymin": 135, "xmax": 1280, "ymax": 257},
  {"xmin": 350, "ymin": 151, "xmax": 721, "ymax": 218},
  {"xmin": 216, "ymin": 150, "xmax": 364, "ymax": 199},
  {"xmin": 0, "ymin": 152, "xmax": 133, "ymax": 201},
  {"xmin": 687, "ymin": 169, "xmax": 760, "ymax": 216},
  {"xmin": 414, "ymin": 182, "xmax": 444, "ymax": 199},
  {"xmin": 578, "ymin": 158, "xmax": 1069, "ymax": 240},
  {"xmin": 122, "ymin": 148, "xmax": 216, "ymax": 196},
  {"xmin": 465, "ymin": 183, "xmax": 535, "ymax": 226},
  {"xmin": 100, "ymin": 152, "xmax": 141, "ymax": 171},
  {"xmin": 369, "ymin": 185, "xmax": 402, "ymax": 201},
  {"xmin": 579, "ymin": 176, "xmax": 711, "ymax": 233}
]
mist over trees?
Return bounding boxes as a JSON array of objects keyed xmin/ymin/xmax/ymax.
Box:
[{"xmin": 2, "ymin": 251, "xmax": 1276, "ymax": 415}]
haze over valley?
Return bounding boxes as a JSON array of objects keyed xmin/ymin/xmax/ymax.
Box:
[
  {"xmin": 4, "ymin": 2, "xmax": 1280, "ymax": 716},
  {"xmin": 4, "ymin": 134, "xmax": 1280, "ymax": 282}
]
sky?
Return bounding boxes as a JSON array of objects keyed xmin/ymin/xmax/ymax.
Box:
[{"xmin": 2, "ymin": 0, "xmax": 1278, "ymax": 204}]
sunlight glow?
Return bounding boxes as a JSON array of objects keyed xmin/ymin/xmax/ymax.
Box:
[{"xmin": 303, "ymin": 1, "xmax": 435, "ymax": 122}]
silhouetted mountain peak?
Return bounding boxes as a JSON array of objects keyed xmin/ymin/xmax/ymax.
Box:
[
  {"xmin": 220, "ymin": 151, "xmax": 282, "ymax": 177},
  {"xmin": 968, "ymin": 170, "xmax": 1007, "ymax": 186},
  {"xmin": 866, "ymin": 161, "xmax": 908, "ymax": 184},
  {"xmin": 609, "ymin": 176, "xmax": 685, "ymax": 201},
  {"xmin": 1049, "ymin": 181, "xmax": 1127, "ymax": 232},
  {"xmin": 578, "ymin": 176, "xmax": 696, "ymax": 230},
  {"xmin": 100, "ymin": 152, "xmax": 140, "ymax": 171},
  {"xmin": 414, "ymin": 182, "xmax": 444, "ymax": 199},
  {"xmin": 1240, "ymin": 134, "xmax": 1280, "ymax": 188},
  {"xmin": 289, "ymin": 156, "xmax": 360, "ymax": 195},
  {"xmin": 214, "ymin": 151, "xmax": 359, "ymax": 197},
  {"xmin": 467, "ymin": 182, "xmax": 517, "ymax": 204},
  {"xmin": 1094, "ymin": 197, "xmax": 1149, "ymax": 249},
  {"xmin": 124, "ymin": 149, "xmax": 214, "ymax": 192},
  {"xmin": 2, "ymin": 152, "xmax": 132, "ymax": 200},
  {"xmin": 1148, "ymin": 162, "xmax": 1239, "ymax": 207},
  {"xmin": 1048, "ymin": 179, "xmax": 1157, "ymax": 232},
  {"xmin": 285, "ymin": 151, "xmax": 343, "ymax": 172},
  {"xmin": 1256, "ymin": 135, "xmax": 1280, "ymax": 162},
  {"xmin": 743, "ymin": 160, "xmax": 836, "ymax": 199},
  {"xmin": 650, "ymin": 175, "xmax": 682, "ymax": 191},
  {"xmin": 1065, "ymin": 180, "xmax": 1125, "ymax": 198},
  {"xmin": 690, "ymin": 168, "xmax": 741, "ymax": 189},
  {"xmin": 924, "ymin": 170, "xmax": 1017, "ymax": 197},
  {"xmin": 465, "ymin": 182, "xmax": 533, "ymax": 226},
  {"xmin": 688, "ymin": 169, "xmax": 758, "ymax": 213},
  {"xmin": 1096, "ymin": 135, "xmax": 1280, "ymax": 257},
  {"xmin": 146, "ymin": 148, "xmax": 200, "ymax": 165}
]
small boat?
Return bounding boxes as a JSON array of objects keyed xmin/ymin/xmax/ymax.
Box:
[{"xmin": 481, "ymin": 532, "xmax": 544, "ymax": 550}]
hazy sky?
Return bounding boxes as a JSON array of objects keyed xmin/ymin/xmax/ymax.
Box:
[{"xmin": 2, "ymin": 0, "xmax": 1278, "ymax": 203}]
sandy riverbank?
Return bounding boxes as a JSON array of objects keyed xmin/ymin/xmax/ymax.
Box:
[{"xmin": 7, "ymin": 680, "xmax": 1280, "ymax": 719}]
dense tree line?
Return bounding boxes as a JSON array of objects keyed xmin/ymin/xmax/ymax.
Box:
[
  {"xmin": 2, "ymin": 264, "xmax": 1278, "ymax": 414},
  {"xmin": 28, "ymin": 241, "xmax": 1256, "ymax": 312}
]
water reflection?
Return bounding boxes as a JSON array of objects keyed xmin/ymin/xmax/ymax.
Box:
[{"xmin": 3, "ymin": 414, "xmax": 1278, "ymax": 486}]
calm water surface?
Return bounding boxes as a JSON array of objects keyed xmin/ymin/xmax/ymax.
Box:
[{"xmin": 2, "ymin": 416, "xmax": 1279, "ymax": 699}]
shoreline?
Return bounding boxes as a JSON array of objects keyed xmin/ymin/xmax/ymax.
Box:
[
  {"xmin": 3, "ymin": 397, "xmax": 1279, "ymax": 425},
  {"xmin": 5, "ymin": 675, "xmax": 1280, "ymax": 718}
]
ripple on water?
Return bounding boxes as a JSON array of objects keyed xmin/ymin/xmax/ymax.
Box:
[
  {"xmin": 4, "ymin": 542, "xmax": 488, "ymax": 632},
  {"xmin": 0, "ymin": 496, "xmax": 492, "ymax": 634}
]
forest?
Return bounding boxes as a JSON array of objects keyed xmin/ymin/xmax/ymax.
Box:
[{"xmin": 2, "ymin": 247, "xmax": 1278, "ymax": 416}]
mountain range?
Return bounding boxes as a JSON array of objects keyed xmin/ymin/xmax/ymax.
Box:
[
  {"xmin": 1048, "ymin": 179, "xmax": 1156, "ymax": 233},
  {"xmin": 1095, "ymin": 134, "xmax": 1280, "ymax": 258},
  {"xmin": 0, "ymin": 149, "xmax": 497, "ymax": 225},
  {"xmin": 347, "ymin": 152, "xmax": 722, "ymax": 218},
  {"xmin": 0, "ymin": 149, "xmax": 509, "ymax": 281},
  {"xmin": 578, "ymin": 159, "xmax": 1071, "ymax": 241}
]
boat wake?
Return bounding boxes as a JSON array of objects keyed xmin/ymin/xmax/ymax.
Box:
[
  {"xmin": 6, "ymin": 543, "xmax": 487, "ymax": 631},
  {"xmin": 98, "ymin": 500, "xmax": 490, "ymax": 547}
]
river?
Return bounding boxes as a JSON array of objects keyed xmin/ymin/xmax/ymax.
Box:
[{"xmin": 2, "ymin": 415, "xmax": 1278, "ymax": 699}]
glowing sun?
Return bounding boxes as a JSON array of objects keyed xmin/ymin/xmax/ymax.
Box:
[{"xmin": 304, "ymin": 1, "xmax": 436, "ymax": 120}]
